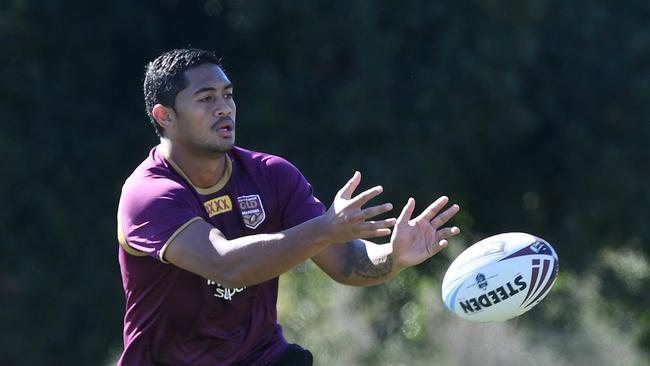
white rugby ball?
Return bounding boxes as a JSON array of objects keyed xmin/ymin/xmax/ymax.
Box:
[{"xmin": 441, "ymin": 232, "xmax": 559, "ymax": 322}]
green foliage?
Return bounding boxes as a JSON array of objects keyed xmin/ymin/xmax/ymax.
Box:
[
  {"xmin": 1, "ymin": 0, "xmax": 649, "ymax": 364},
  {"xmin": 280, "ymin": 256, "xmax": 649, "ymax": 366}
]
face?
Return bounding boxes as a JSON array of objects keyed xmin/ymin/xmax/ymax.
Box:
[{"xmin": 169, "ymin": 63, "xmax": 236, "ymax": 155}]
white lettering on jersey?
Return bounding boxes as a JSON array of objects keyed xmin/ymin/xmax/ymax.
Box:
[{"xmin": 207, "ymin": 280, "xmax": 246, "ymax": 301}]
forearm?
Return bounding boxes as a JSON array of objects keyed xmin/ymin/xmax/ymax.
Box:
[
  {"xmin": 166, "ymin": 216, "xmax": 333, "ymax": 288},
  {"xmin": 231, "ymin": 226, "xmax": 332, "ymax": 284},
  {"xmin": 215, "ymin": 217, "xmax": 337, "ymax": 287},
  {"xmin": 313, "ymin": 239, "xmax": 404, "ymax": 286}
]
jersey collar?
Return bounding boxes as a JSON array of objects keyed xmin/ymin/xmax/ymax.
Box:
[{"xmin": 158, "ymin": 144, "xmax": 233, "ymax": 195}]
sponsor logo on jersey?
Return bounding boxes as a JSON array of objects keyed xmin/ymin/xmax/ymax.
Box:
[
  {"xmin": 207, "ymin": 280, "xmax": 246, "ymax": 301},
  {"xmin": 204, "ymin": 195, "xmax": 233, "ymax": 217},
  {"xmin": 237, "ymin": 195, "xmax": 266, "ymax": 229}
]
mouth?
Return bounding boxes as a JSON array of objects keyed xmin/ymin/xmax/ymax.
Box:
[{"xmin": 214, "ymin": 117, "xmax": 235, "ymax": 134}]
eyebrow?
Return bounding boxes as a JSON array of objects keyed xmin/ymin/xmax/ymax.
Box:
[{"xmin": 192, "ymin": 84, "xmax": 233, "ymax": 96}]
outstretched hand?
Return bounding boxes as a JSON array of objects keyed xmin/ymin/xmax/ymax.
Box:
[
  {"xmin": 321, "ymin": 171, "xmax": 397, "ymax": 243},
  {"xmin": 390, "ymin": 196, "xmax": 460, "ymax": 269}
]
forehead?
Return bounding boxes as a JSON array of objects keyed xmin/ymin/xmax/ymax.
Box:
[{"xmin": 182, "ymin": 63, "xmax": 231, "ymax": 93}]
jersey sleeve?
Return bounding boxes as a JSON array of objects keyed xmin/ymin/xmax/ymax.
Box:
[
  {"xmin": 117, "ymin": 176, "xmax": 201, "ymax": 262},
  {"xmin": 264, "ymin": 156, "xmax": 326, "ymax": 229}
]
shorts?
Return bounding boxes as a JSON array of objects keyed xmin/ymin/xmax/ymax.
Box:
[{"xmin": 271, "ymin": 343, "xmax": 313, "ymax": 366}]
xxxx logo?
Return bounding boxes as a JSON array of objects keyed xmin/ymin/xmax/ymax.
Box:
[
  {"xmin": 237, "ymin": 195, "xmax": 266, "ymax": 229},
  {"xmin": 204, "ymin": 195, "xmax": 233, "ymax": 217}
]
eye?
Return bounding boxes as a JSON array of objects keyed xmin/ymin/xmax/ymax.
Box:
[
  {"xmin": 198, "ymin": 95, "xmax": 214, "ymax": 103},
  {"xmin": 224, "ymin": 92, "xmax": 234, "ymax": 99}
]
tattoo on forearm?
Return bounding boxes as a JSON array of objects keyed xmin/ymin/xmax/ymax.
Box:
[{"xmin": 342, "ymin": 244, "xmax": 394, "ymax": 279}]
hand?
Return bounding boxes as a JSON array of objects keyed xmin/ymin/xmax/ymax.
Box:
[
  {"xmin": 320, "ymin": 171, "xmax": 397, "ymax": 243},
  {"xmin": 390, "ymin": 196, "xmax": 460, "ymax": 269}
]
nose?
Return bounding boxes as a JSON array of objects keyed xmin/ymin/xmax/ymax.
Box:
[{"xmin": 214, "ymin": 97, "xmax": 233, "ymax": 117}]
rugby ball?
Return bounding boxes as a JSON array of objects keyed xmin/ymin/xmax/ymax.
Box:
[{"xmin": 441, "ymin": 232, "xmax": 559, "ymax": 322}]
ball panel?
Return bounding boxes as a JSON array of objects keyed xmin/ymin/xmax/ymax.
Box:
[
  {"xmin": 442, "ymin": 232, "xmax": 559, "ymax": 322},
  {"xmin": 448, "ymin": 257, "xmax": 533, "ymax": 322},
  {"xmin": 521, "ymin": 257, "xmax": 559, "ymax": 309}
]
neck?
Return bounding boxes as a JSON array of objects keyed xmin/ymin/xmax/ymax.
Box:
[{"xmin": 160, "ymin": 139, "xmax": 228, "ymax": 189}]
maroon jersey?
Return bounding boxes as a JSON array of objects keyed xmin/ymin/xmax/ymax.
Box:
[{"xmin": 116, "ymin": 145, "xmax": 325, "ymax": 365}]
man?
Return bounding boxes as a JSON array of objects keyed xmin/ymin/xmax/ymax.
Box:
[{"xmin": 116, "ymin": 48, "xmax": 460, "ymax": 365}]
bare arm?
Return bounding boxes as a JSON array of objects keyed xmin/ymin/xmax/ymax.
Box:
[
  {"xmin": 164, "ymin": 172, "xmax": 396, "ymax": 288},
  {"xmin": 165, "ymin": 215, "xmax": 336, "ymax": 288},
  {"xmin": 312, "ymin": 196, "xmax": 461, "ymax": 286},
  {"xmin": 312, "ymin": 238, "xmax": 396, "ymax": 286}
]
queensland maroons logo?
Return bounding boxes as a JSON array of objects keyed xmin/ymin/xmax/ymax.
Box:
[{"xmin": 237, "ymin": 195, "xmax": 266, "ymax": 229}]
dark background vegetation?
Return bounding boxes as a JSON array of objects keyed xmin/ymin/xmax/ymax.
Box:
[{"xmin": 1, "ymin": 0, "xmax": 649, "ymax": 364}]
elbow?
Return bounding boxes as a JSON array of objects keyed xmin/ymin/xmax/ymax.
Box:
[
  {"xmin": 205, "ymin": 263, "xmax": 250, "ymax": 289},
  {"xmin": 204, "ymin": 241, "xmax": 252, "ymax": 288},
  {"xmin": 214, "ymin": 272, "xmax": 249, "ymax": 289},
  {"xmin": 204, "ymin": 257, "xmax": 255, "ymax": 288}
]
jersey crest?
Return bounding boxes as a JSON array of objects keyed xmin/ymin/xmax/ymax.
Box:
[{"xmin": 237, "ymin": 195, "xmax": 266, "ymax": 229}]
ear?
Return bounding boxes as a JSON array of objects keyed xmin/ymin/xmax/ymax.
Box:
[{"xmin": 152, "ymin": 104, "xmax": 176, "ymax": 131}]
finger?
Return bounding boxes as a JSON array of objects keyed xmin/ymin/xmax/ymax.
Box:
[
  {"xmin": 436, "ymin": 226, "xmax": 461, "ymax": 240},
  {"xmin": 418, "ymin": 196, "xmax": 450, "ymax": 221},
  {"xmin": 359, "ymin": 203, "xmax": 394, "ymax": 220},
  {"xmin": 434, "ymin": 239, "xmax": 449, "ymax": 253},
  {"xmin": 360, "ymin": 228, "xmax": 393, "ymax": 239},
  {"xmin": 358, "ymin": 218, "xmax": 397, "ymax": 232},
  {"xmin": 396, "ymin": 197, "xmax": 415, "ymax": 224},
  {"xmin": 427, "ymin": 238, "xmax": 449, "ymax": 256},
  {"xmin": 348, "ymin": 185, "xmax": 384, "ymax": 208},
  {"xmin": 337, "ymin": 171, "xmax": 361, "ymax": 200},
  {"xmin": 430, "ymin": 204, "xmax": 460, "ymax": 228}
]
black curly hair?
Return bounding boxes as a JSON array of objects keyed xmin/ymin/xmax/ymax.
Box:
[{"xmin": 143, "ymin": 48, "xmax": 223, "ymax": 137}]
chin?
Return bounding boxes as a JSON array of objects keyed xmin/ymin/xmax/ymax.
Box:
[{"xmin": 211, "ymin": 143, "xmax": 235, "ymax": 154}]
